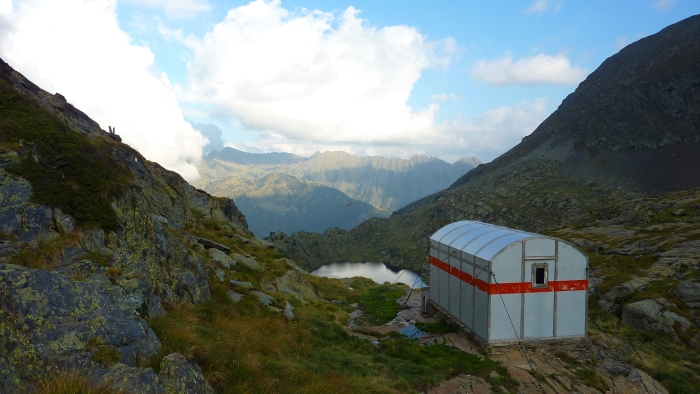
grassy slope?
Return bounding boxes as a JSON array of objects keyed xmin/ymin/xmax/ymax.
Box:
[
  {"xmin": 0, "ymin": 76, "xmax": 131, "ymax": 232},
  {"xmin": 148, "ymin": 217, "xmax": 518, "ymax": 393}
]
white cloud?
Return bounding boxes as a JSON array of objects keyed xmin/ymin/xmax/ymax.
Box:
[
  {"xmin": 122, "ymin": 0, "xmax": 211, "ymax": 19},
  {"xmin": 157, "ymin": 23, "xmax": 184, "ymax": 42},
  {"xmin": 183, "ymin": 0, "xmax": 456, "ymax": 148},
  {"xmin": 470, "ymin": 53, "xmax": 588, "ymax": 85},
  {"xmin": 524, "ymin": 0, "xmax": 562, "ymax": 15},
  {"xmin": 653, "ymin": 0, "xmax": 676, "ymax": 12},
  {"xmin": 0, "ymin": 0, "xmax": 207, "ymax": 181},
  {"xmin": 430, "ymin": 93, "xmax": 460, "ymax": 101},
  {"xmin": 233, "ymin": 98, "xmax": 551, "ymax": 163},
  {"xmin": 0, "ymin": 0, "xmax": 12, "ymax": 14}
]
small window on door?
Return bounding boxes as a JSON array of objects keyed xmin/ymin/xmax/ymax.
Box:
[{"xmin": 532, "ymin": 263, "xmax": 548, "ymax": 288}]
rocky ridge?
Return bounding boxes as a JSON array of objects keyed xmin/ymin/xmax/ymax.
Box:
[
  {"xmin": 199, "ymin": 148, "xmax": 481, "ymax": 213},
  {"xmin": 0, "ymin": 57, "xmax": 248, "ymax": 392}
]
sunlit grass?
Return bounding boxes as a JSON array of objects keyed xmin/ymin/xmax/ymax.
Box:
[{"xmin": 148, "ymin": 259, "xmax": 518, "ymax": 393}]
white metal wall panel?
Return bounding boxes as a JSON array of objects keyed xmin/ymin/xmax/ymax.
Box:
[
  {"xmin": 524, "ymin": 292, "xmax": 554, "ymax": 338},
  {"xmin": 429, "ymin": 247, "xmax": 439, "ymax": 304},
  {"xmin": 491, "ymin": 245, "xmax": 522, "ymax": 283},
  {"xmin": 448, "ymin": 246, "xmax": 461, "ymax": 319},
  {"xmin": 460, "ymin": 254, "xmax": 475, "ymax": 331},
  {"xmin": 523, "ymin": 259, "xmax": 555, "ymax": 338},
  {"xmin": 525, "ymin": 238, "xmax": 555, "ymax": 257},
  {"xmin": 438, "ymin": 249, "xmax": 449, "ymax": 311},
  {"xmin": 489, "ymin": 293, "xmax": 521, "ymax": 341},
  {"xmin": 557, "ymin": 242, "xmax": 588, "ymax": 280},
  {"xmin": 555, "ymin": 291, "xmax": 587, "ymax": 337},
  {"xmin": 474, "ymin": 257, "xmax": 490, "ymax": 340}
]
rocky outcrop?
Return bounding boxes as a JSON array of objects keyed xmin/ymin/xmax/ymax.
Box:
[
  {"xmin": 675, "ymin": 280, "xmax": 700, "ymax": 308},
  {"xmin": 275, "ymin": 268, "xmax": 317, "ymax": 302},
  {"xmin": 0, "ymin": 57, "xmax": 248, "ymax": 391},
  {"xmin": 158, "ymin": 353, "xmax": 215, "ymax": 394},
  {"xmin": 621, "ymin": 299, "xmax": 692, "ymax": 338}
]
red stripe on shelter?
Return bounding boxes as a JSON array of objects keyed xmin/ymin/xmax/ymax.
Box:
[{"xmin": 429, "ymin": 256, "xmax": 587, "ymax": 295}]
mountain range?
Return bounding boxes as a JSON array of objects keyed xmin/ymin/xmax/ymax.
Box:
[
  {"xmin": 269, "ymin": 14, "xmax": 700, "ymax": 271},
  {"xmin": 197, "ymin": 147, "xmax": 481, "ymax": 236}
]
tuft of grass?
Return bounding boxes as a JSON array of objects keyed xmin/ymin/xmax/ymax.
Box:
[
  {"xmin": 418, "ymin": 319, "xmax": 456, "ymax": 334},
  {"xmin": 574, "ymin": 367, "xmax": 607, "ymax": 392},
  {"xmin": 33, "ymin": 370, "xmax": 126, "ymax": 394},
  {"xmin": 0, "ymin": 76, "xmax": 132, "ymax": 232},
  {"xmin": 11, "ymin": 233, "xmax": 80, "ymax": 269},
  {"xmin": 82, "ymin": 251, "xmax": 112, "ymax": 267},
  {"xmin": 91, "ymin": 346, "xmax": 121, "ymax": 366}
]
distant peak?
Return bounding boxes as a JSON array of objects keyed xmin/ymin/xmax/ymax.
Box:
[{"xmin": 454, "ymin": 157, "xmax": 484, "ymax": 167}]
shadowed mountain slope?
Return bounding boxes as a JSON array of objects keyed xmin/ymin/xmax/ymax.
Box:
[
  {"xmin": 223, "ymin": 172, "xmax": 387, "ymax": 237},
  {"xmin": 197, "ymin": 148, "xmax": 480, "ymax": 237}
]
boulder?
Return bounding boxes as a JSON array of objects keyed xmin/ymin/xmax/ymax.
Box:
[
  {"xmin": 230, "ymin": 253, "xmax": 260, "ymax": 270},
  {"xmin": 0, "ymin": 264, "xmax": 162, "ymax": 381},
  {"xmin": 261, "ymin": 281, "xmax": 277, "ymax": 293},
  {"xmin": 250, "ymin": 290, "xmax": 274, "ymax": 306},
  {"xmin": 229, "ymin": 279, "xmax": 253, "ymax": 289},
  {"xmin": 603, "ymin": 278, "xmax": 650, "ymax": 304},
  {"xmin": 621, "ymin": 298, "xmax": 692, "ymax": 337},
  {"xmin": 283, "ymin": 301, "xmax": 295, "ymax": 320},
  {"xmin": 209, "ymin": 248, "xmax": 235, "ymax": 269},
  {"xmin": 275, "ymin": 269, "xmax": 317, "ymax": 302},
  {"xmin": 194, "ymin": 236, "xmax": 231, "ymax": 253},
  {"xmin": 227, "ymin": 291, "xmax": 244, "ymax": 303},
  {"xmin": 675, "ymin": 281, "xmax": 700, "ymax": 304},
  {"xmin": 159, "ymin": 353, "xmax": 215, "ymax": 394}
]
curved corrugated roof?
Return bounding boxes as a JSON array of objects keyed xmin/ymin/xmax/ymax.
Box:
[{"xmin": 430, "ymin": 220, "xmax": 545, "ymax": 261}]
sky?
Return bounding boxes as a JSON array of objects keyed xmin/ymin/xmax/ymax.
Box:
[{"xmin": 0, "ymin": 0, "xmax": 697, "ymax": 181}]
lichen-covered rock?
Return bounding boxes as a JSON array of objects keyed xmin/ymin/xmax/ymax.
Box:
[
  {"xmin": 227, "ymin": 290, "xmax": 244, "ymax": 303},
  {"xmin": 261, "ymin": 281, "xmax": 277, "ymax": 293},
  {"xmin": 675, "ymin": 280, "xmax": 700, "ymax": 304},
  {"xmin": 230, "ymin": 279, "xmax": 253, "ymax": 289},
  {"xmin": 276, "ymin": 269, "xmax": 317, "ymax": 302},
  {"xmin": 230, "ymin": 253, "xmax": 260, "ymax": 270},
  {"xmin": 209, "ymin": 248, "xmax": 235, "ymax": 269},
  {"xmin": 603, "ymin": 277, "xmax": 651, "ymax": 304},
  {"xmin": 283, "ymin": 301, "xmax": 295, "ymax": 320},
  {"xmin": 250, "ymin": 290, "xmax": 275, "ymax": 306},
  {"xmin": 159, "ymin": 353, "xmax": 215, "ymax": 394},
  {"xmin": 0, "ymin": 57, "xmax": 258, "ymax": 391},
  {"xmin": 0, "ymin": 264, "xmax": 162, "ymax": 384},
  {"xmin": 621, "ymin": 298, "xmax": 692, "ymax": 338}
]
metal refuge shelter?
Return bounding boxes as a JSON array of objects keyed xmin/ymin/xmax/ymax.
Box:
[{"xmin": 424, "ymin": 220, "xmax": 588, "ymax": 344}]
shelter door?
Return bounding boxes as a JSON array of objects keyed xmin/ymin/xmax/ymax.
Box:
[{"xmin": 522, "ymin": 259, "xmax": 555, "ymax": 339}]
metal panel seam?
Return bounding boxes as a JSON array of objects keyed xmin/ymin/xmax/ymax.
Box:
[{"xmin": 554, "ymin": 240, "xmax": 558, "ymax": 338}]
